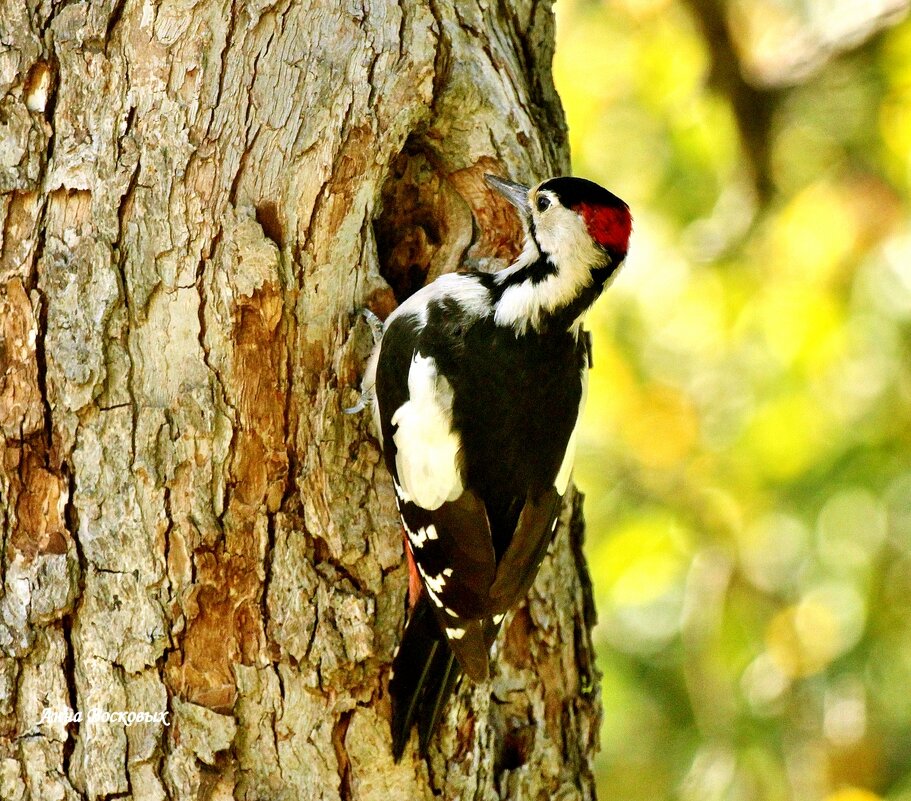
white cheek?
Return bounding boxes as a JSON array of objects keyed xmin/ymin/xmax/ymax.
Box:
[
  {"xmin": 495, "ymin": 208, "xmax": 603, "ymax": 333},
  {"xmin": 535, "ymin": 207, "xmax": 602, "ymax": 268}
]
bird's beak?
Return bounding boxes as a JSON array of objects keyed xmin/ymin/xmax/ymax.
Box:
[{"xmin": 484, "ymin": 174, "xmax": 531, "ymax": 217}]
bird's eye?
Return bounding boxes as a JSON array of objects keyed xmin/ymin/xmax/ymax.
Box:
[{"xmin": 536, "ymin": 195, "xmax": 551, "ymax": 212}]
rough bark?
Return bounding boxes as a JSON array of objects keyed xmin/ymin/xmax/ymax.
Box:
[{"xmin": 0, "ymin": 2, "xmax": 600, "ymax": 799}]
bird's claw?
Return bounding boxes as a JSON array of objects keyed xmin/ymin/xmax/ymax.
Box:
[
  {"xmin": 344, "ymin": 307, "xmax": 383, "ymax": 414},
  {"xmin": 360, "ymin": 307, "xmax": 383, "ymax": 345},
  {"xmin": 344, "ymin": 396, "xmax": 369, "ymax": 415}
]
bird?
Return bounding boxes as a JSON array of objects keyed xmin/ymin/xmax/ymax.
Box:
[{"xmin": 354, "ymin": 173, "xmax": 632, "ymax": 760}]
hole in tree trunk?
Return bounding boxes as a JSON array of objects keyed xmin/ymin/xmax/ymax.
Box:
[{"xmin": 372, "ymin": 139, "xmax": 475, "ymax": 304}]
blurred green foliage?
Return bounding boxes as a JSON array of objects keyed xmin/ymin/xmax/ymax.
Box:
[{"xmin": 554, "ymin": 1, "xmax": 911, "ymax": 799}]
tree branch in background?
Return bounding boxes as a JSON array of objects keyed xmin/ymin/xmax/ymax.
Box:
[
  {"xmin": 680, "ymin": 0, "xmax": 782, "ymax": 201},
  {"xmin": 682, "ymin": 0, "xmax": 908, "ymax": 203}
]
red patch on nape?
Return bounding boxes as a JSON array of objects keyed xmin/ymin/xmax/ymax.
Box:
[{"xmin": 577, "ymin": 202, "xmax": 632, "ymax": 256}]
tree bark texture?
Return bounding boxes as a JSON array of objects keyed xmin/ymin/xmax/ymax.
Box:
[{"xmin": 0, "ymin": 2, "xmax": 600, "ymax": 799}]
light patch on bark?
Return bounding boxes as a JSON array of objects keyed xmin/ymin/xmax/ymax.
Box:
[{"xmin": 0, "ymin": 279, "xmax": 42, "ymax": 437}]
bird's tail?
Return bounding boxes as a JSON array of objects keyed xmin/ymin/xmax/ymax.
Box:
[{"xmin": 389, "ymin": 594, "xmax": 462, "ymax": 760}]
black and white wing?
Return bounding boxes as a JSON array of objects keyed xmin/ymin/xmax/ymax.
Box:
[{"xmin": 374, "ymin": 292, "xmax": 499, "ymax": 681}]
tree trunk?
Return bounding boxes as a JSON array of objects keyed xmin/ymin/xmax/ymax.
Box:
[{"xmin": 0, "ymin": 2, "xmax": 600, "ymax": 799}]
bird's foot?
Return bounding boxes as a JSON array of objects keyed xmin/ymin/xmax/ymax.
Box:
[
  {"xmin": 359, "ymin": 307, "xmax": 383, "ymax": 345},
  {"xmin": 344, "ymin": 308, "xmax": 382, "ymax": 414}
]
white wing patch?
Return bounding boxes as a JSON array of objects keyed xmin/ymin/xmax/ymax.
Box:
[
  {"xmin": 555, "ymin": 362, "xmax": 588, "ymax": 495},
  {"xmin": 417, "ymin": 562, "xmax": 448, "ymax": 609},
  {"xmin": 391, "ymin": 353, "xmax": 463, "ymax": 510},
  {"xmin": 387, "ymin": 272, "xmax": 491, "ymax": 329},
  {"xmin": 407, "ymin": 525, "xmax": 428, "ymax": 549},
  {"xmin": 393, "ymin": 479, "xmax": 412, "ymax": 505},
  {"xmin": 406, "ymin": 523, "xmax": 439, "ymax": 550},
  {"xmin": 368, "ymin": 274, "xmax": 489, "ymax": 444},
  {"xmin": 423, "ymin": 570, "xmax": 446, "ymax": 595}
]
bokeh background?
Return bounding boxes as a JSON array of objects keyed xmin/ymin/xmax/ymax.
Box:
[{"xmin": 554, "ymin": 1, "xmax": 911, "ymax": 799}]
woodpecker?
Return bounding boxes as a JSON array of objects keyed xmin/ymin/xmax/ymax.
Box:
[{"xmin": 359, "ymin": 173, "xmax": 631, "ymax": 760}]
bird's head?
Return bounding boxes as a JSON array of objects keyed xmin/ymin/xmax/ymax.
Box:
[
  {"xmin": 485, "ymin": 174, "xmax": 632, "ymax": 273},
  {"xmin": 484, "ymin": 174, "xmax": 632, "ymax": 333}
]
